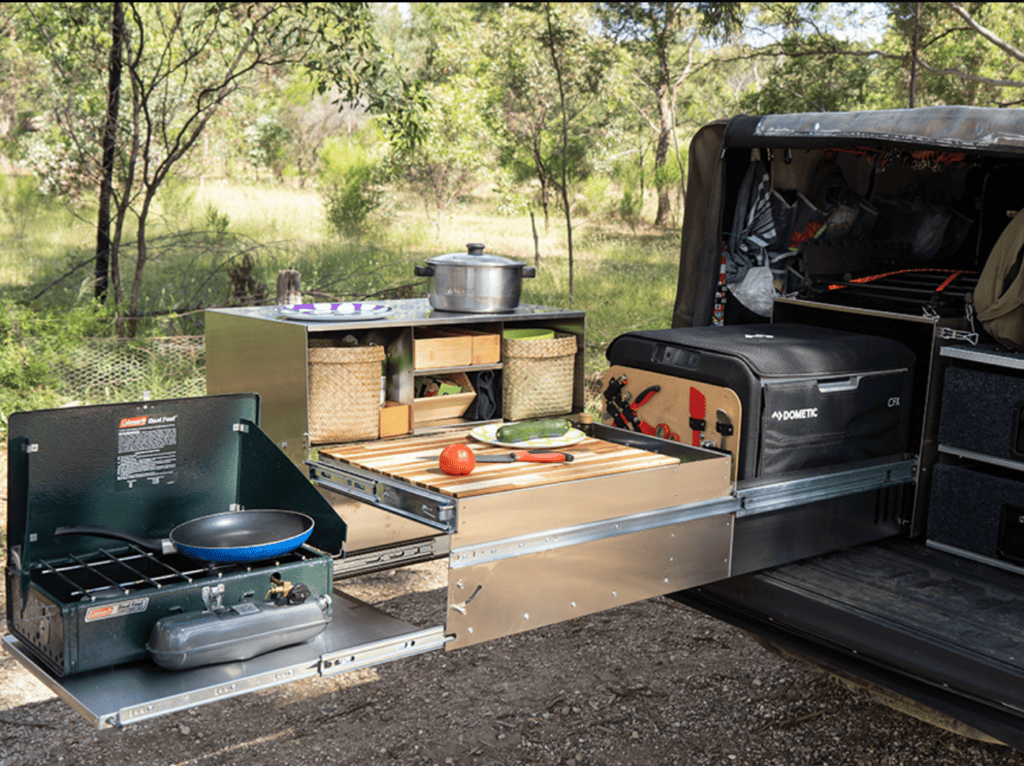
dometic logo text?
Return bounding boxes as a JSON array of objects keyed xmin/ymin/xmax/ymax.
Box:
[
  {"xmin": 771, "ymin": 408, "xmax": 819, "ymax": 421},
  {"xmin": 119, "ymin": 416, "xmax": 148, "ymax": 429}
]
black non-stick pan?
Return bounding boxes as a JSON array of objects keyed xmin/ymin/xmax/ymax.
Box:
[{"xmin": 52, "ymin": 509, "xmax": 314, "ymax": 562}]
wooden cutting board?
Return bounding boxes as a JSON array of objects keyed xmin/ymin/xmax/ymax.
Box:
[{"xmin": 319, "ymin": 430, "xmax": 681, "ymax": 499}]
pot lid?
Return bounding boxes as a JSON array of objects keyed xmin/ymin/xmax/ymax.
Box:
[{"xmin": 427, "ymin": 243, "xmax": 525, "ymax": 269}]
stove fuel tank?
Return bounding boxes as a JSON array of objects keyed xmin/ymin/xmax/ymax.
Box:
[{"xmin": 147, "ymin": 593, "xmax": 332, "ymax": 670}]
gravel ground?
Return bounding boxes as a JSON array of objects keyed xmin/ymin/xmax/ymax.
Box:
[{"xmin": 2, "ymin": 449, "xmax": 1024, "ymax": 766}]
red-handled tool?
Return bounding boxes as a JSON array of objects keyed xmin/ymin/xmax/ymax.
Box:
[
  {"xmin": 475, "ymin": 451, "xmax": 574, "ymax": 463},
  {"xmin": 655, "ymin": 423, "xmax": 681, "ymax": 441},
  {"xmin": 627, "ymin": 385, "xmax": 661, "ymax": 436},
  {"xmin": 689, "ymin": 386, "xmax": 706, "ymax": 447}
]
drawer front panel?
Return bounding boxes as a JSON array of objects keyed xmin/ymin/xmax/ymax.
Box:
[{"xmin": 938, "ymin": 366, "xmax": 1024, "ymax": 462}]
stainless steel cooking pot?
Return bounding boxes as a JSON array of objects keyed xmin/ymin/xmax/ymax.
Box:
[{"xmin": 415, "ymin": 243, "xmax": 536, "ymax": 313}]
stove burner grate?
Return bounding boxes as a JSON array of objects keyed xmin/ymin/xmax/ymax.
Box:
[{"xmin": 32, "ymin": 545, "xmax": 310, "ymax": 602}]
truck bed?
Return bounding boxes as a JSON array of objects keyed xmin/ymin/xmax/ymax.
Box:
[{"xmin": 673, "ymin": 538, "xmax": 1024, "ymax": 750}]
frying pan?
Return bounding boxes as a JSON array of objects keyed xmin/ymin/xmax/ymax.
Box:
[{"xmin": 52, "ymin": 509, "xmax": 314, "ymax": 562}]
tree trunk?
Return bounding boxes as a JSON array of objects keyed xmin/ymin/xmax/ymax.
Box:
[
  {"xmin": 533, "ymin": 138, "xmax": 551, "ymax": 231},
  {"xmin": 545, "ymin": 3, "xmax": 573, "ymax": 302},
  {"xmin": 653, "ymin": 85, "xmax": 673, "ymax": 226},
  {"xmin": 276, "ymin": 270, "xmax": 301, "ymax": 305},
  {"xmin": 909, "ymin": 2, "xmax": 920, "ymax": 108},
  {"xmin": 128, "ymin": 190, "xmax": 155, "ymax": 338},
  {"xmin": 652, "ymin": 18, "xmax": 674, "ymax": 228},
  {"xmin": 95, "ymin": 1, "xmax": 123, "ymax": 302}
]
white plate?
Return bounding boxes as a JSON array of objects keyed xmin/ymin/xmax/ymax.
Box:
[
  {"xmin": 276, "ymin": 302, "xmax": 392, "ymax": 322},
  {"xmin": 469, "ymin": 422, "xmax": 587, "ymax": 449}
]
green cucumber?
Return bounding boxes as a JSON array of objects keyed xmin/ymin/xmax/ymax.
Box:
[{"xmin": 496, "ymin": 418, "xmax": 571, "ymax": 443}]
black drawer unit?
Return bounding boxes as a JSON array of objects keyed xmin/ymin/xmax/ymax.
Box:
[
  {"xmin": 928, "ymin": 462, "xmax": 1024, "ymax": 567},
  {"xmin": 931, "ymin": 345, "xmax": 1024, "ymax": 571}
]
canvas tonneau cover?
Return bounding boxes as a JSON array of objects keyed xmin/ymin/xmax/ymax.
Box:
[{"xmin": 727, "ymin": 107, "xmax": 1024, "ymax": 155}]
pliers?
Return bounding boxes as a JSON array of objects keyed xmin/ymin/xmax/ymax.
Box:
[{"xmin": 625, "ymin": 385, "xmax": 661, "ymax": 436}]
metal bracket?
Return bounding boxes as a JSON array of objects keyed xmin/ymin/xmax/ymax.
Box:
[
  {"xmin": 308, "ymin": 461, "xmax": 457, "ymax": 533},
  {"xmin": 319, "ymin": 626, "xmax": 448, "ymax": 677},
  {"xmin": 202, "ymin": 584, "xmax": 225, "ymax": 612},
  {"xmin": 24, "ymin": 443, "xmax": 38, "ymax": 453},
  {"xmin": 333, "ymin": 536, "xmax": 450, "ymax": 580},
  {"xmin": 939, "ymin": 327, "xmax": 979, "ymax": 345},
  {"xmin": 233, "ymin": 423, "xmax": 250, "ymax": 433},
  {"xmin": 735, "ymin": 457, "xmax": 917, "ymax": 516}
]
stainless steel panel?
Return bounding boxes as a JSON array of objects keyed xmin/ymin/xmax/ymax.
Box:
[
  {"xmin": 453, "ymin": 456, "xmax": 731, "ymax": 547},
  {"xmin": 208, "ymin": 301, "xmax": 586, "ymax": 331},
  {"xmin": 445, "ymin": 511, "xmax": 734, "ymax": 650},
  {"xmin": 205, "ymin": 311, "xmax": 309, "ymax": 466},
  {"xmin": 450, "ymin": 497, "xmax": 739, "ymax": 568},
  {"xmin": 2, "ymin": 590, "xmax": 444, "ymax": 729},
  {"xmin": 941, "ymin": 344, "xmax": 1024, "ymax": 370}
]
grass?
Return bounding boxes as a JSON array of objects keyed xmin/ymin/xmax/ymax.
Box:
[{"xmin": 0, "ymin": 175, "xmax": 683, "ymax": 422}]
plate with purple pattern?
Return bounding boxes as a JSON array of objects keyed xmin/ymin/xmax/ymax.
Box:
[{"xmin": 275, "ymin": 302, "xmax": 393, "ymax": 321}]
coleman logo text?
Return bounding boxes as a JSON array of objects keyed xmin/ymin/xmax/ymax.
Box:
[
  {"xmin": 119, "ymin": 416, "xmax": 148, "ymax": 429},
  {"xmin": 771, "ymin": 408, "xmax": 819, "ymax": 421}
]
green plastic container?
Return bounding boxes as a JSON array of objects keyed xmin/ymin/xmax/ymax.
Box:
[{"xmin": 502, "ymin": 328, "xmax": 555, "ymax": 341}]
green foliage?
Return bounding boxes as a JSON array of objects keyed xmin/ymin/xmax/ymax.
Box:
[
  {"xmin": 384, "ymin": 76, "xmax": 491, "ymax": 230},
  {"xmin": 575, "ymin": 175, "xmax": 613, "ymax": 219},
  {"xmin": 0, "ymin": 174, "xmax": 46, "ymax": 240},
  {"xmin": 739, "ymin": 35, "xmax": 878, "ymax": 114},
  {"xmin": 881, "ymin": 3, "xmax": 1024, "ymax": 107},
  {"xmin": 0, "ymin": 300, "xmax": 115, "ymax": 430},
  {"xmin": 492, "ymin": 169, "xmax": 531, "ymax": 218},
  {"xmin": 204, "ymin": 204, "xmax": 231, "ymax": 237},
  {"xmin": 484, "ymin": 3, "xmax": 618, "ymax": 230},
  {"xmin": 243, "ymin": 114, "xmax": 291, "ymax": 181},
  {"xmin": 319, "ymin": 135, "xmax": 383, "ymax": 237}
]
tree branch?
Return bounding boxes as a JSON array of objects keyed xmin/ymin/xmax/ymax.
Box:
[{"xmin": 948, "ymin": 2, "xmax": 1024, "ymax": 62}]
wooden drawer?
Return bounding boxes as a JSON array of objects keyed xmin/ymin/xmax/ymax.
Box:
[{"xmin": 413, "ymin": 329, "xmax": 473, "ymax": 369}]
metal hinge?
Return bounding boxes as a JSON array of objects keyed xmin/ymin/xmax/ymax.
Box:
[
  {"xmin": 24, "ymin": 443, "xmax": 38, "ymax": 453},
  {"xmin": 938, "ymin": 327, "xmax": 979, "ymax": 345},
  {"xmin": 233, "ymin": 423, "xmax": 250, "ymax": 433}
]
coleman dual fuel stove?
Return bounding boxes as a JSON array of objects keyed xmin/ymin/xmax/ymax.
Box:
[{"xmin": 5, "ymin": 394, "xmax": 346, "ymax": 678}]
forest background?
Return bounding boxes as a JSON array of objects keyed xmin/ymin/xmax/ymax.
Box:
[{"xmin": 0, "ymin": 1, "xmax": 1023, "ymax": 433}]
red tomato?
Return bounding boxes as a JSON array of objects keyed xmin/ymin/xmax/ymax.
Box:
[{"xmin": 439, "ymin": 443, "xmax": 476, "ymax": 476}]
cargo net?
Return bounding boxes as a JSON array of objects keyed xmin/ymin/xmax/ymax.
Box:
[{"xmin": 48, "ymin": 336, "xmax": 206, "ymax": 404}]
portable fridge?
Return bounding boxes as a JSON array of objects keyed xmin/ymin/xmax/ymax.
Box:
[{"xmin": 603, "ymin": 323, "xmax": 915, "ymax": 480}]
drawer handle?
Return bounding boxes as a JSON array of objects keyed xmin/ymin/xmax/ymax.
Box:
[{"xmin": 1012, "ymin": 401, "xmax": 1024, "ymax": 459}]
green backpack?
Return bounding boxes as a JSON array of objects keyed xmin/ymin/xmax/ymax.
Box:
[{"xmin": 975, "ymin": 209, "xmax": 1024, "ymax": 351}]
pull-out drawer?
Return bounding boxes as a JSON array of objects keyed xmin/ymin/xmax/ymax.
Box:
[{"xmin": 314, "ymin": 423, "xmax": 915, "ymax": 650}]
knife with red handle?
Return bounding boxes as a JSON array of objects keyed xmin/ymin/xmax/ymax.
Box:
[
  {"xmin": 689, "ymin": 386, "xmax": 707, "ymax": 447},
  {"xmin": 476, "ymin": 451, "xmax": 574, "ymax": 463}
]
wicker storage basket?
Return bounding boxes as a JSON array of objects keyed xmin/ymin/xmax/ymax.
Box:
[
  {"xmin": 307, "ymin": 344, "xmax": 385, "ymax": 444},
  {"xmin": 502, "ymin": 333, "xmax": 576, "ymax": 420}
]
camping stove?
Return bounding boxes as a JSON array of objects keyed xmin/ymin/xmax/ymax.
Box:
[
  {"xmin": 6, "ymin": 544, "xmax": 332, "ymax": 677},
  {"xmin": 5, "ymin": 394, "xmax": 346, "ymax": 677}
]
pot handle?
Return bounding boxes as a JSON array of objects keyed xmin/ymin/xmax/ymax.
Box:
[
  {"xmin": 523, "ymin": 267, "xmax": 537, "ymax": 278},
  {"xmin": 414, "ymin": 265, "xmax": 435, "ymax": 277}
]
